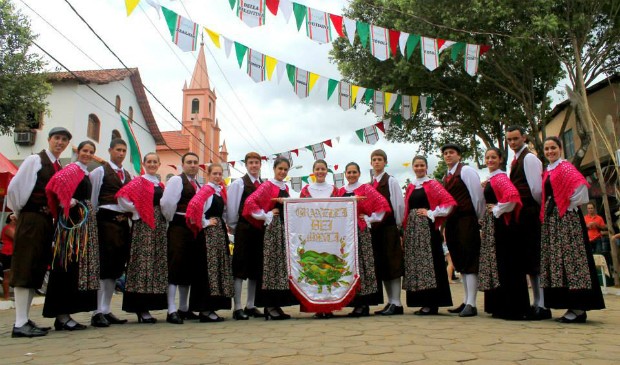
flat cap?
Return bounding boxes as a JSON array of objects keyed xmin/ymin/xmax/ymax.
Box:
[
  {"xmin": 48, "ymin": 127, "xmax": 72, "ymax": 140},
  {"xmin": 440, "ymin": 143, "xmax": 462, "ymax": 154}
]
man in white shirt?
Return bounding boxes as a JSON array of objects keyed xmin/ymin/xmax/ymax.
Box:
[
  {"xmin": 160, "ymin": 152, "xmax": 201, "ymax": 324},
  {"xmin": 89, "ymin": 139, "xmax": 132, "ymax": 327},
  {"xmin": 506, "ymin": 126, "xmax": 548, "ymax": 320},
  {"xmin": 441, "ymin": 143, "xmax": 485, "ymax": 317},
  {"xmin": 226, "ymin": 152, "xmax": 264, "ymax": 320},
  {"xmin": 8, "ymin": 127, "xmax": 71, "ymax": 337}
]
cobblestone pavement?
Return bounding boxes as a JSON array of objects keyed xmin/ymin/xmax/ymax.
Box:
[{"xmin": 2, "ymin": 286, "xmax": 619, "ymax": 364}]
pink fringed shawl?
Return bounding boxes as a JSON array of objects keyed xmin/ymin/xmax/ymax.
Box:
[
  {"xmin": 115, "ymin": 176, "xmax": 158, "ymax": 229},
  {"xmin": 242, "ymin": 181, "xmax": 288, "ymax": 229},
  {"xmin": 185, "ymin": 184, "xmax": 216, "ymax": 236},
  {"xmin": 489, "ymin": 172, "xmax": 522, "ymax": 225},
  {"xmin": 337, "ymin": 184, "xmax": 391, "ymax": 231},
  {"xmin": 46, "ymin": 163, "xmax": 85, "ymax": 219},
  {"xmin": 540, "ymin": 160, "xmax": 589, "ymax": 222},
  {"xmin": 403, "ymin": 179, "xmax": 457, "ymax": 230}
]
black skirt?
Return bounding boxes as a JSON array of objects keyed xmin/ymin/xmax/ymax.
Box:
[
  {"xmin": 10, "ymin": 212, "xmax": 54, "ymax": 288},
  {"xmin": 97, "ymin": 209, "xmax": 130, "ymax": 280},
  {"xmin": 43, "ymin": 261, "xmax": 97, "ymax": 318}
]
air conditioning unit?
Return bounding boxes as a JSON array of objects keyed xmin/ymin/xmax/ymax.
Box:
[{"xmin": 14, "ymin": 131, "xmax": 35, "ymax": 145}]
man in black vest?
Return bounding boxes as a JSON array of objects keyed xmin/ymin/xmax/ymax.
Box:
[
  {"xmin": 441, "ymin": 143, "xmax": 485, "ymax": 317},
  {"xmin": 226, "ymin": 152, "xmax": 264, "ymax": 320},
  {"xmin": 505, "ymin": 126, "xmax": 548, "ymax": 320},
  {"xmin": 90, "ymin": 139, "xmax": 132, "ymax": 327},
  {"xmin": 8, "ymin": 127, "xmax": 71, "ymax": 337},
  {"xmin": 161, "ymin": 152, "xmax": 201, "ymax": 324}
]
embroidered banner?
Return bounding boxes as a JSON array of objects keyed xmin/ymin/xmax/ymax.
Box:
[{"xmin": 284, "ymin": 197, "xmax": 358, "ymax": 312}]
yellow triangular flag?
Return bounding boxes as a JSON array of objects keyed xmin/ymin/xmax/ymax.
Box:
[
  {"xmin": 265, "ymin": 56, "xmax": 277, "ymax": 80},
  {"xmin": 385, "ymin": 92, "xmax": 393, "ymax": 112},
  {"xmin": 351, "ymin": 85, "xmax": 360, "ymax": 105},
  {"xmin": 402, "ymin": 162, "xmax": 411, "ymax": 167},
  {"xmin": 411, "ymin": 96, "xmax": 419, "ymax": 115},
  {"xmin": 205, "ymin": 27, "xmax": 221, "ymax": 49},
  {"xmin": 308, "ymin": 73, "xmax": 320, "ymax": 93},
  {"xmin": 125, "ymin": 0, "xmax": 141, "ymax": 16},
  {"xmin": 224, "ymin": 177, "xmax": 231, "ymax": 185}
]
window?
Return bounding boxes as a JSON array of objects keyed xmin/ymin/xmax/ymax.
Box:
[
  {"xmin": 26, "ymin": 111, "xmax": 43, "ymax": 129},
  {"xmin": 128, "ymin": 106, "xmax": 133, "ymax": 123},
  {"xmin": 111, "ymin": 129, "xmax": 121, "ymax": 140},
  {"xmin": 191, "ymin": 98, "xmax": 199, "ymax": 114},
  {"xmin": 562, "ymin": 129, "xmax": 575, "ymax": 159},
  {"xmin": 208, "ymin": 102, "xmax": 212, "ymax": 115},
  {"xmin": 115, "ymin": 95, "xmax": 121, "ymax": 113},
  {"xmin": 87, "ymin": 114, "xmax": 101, "ymax": 142}
]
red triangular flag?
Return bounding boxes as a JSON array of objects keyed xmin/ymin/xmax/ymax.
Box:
[
  {"xmin": 480, "ymin": 44, "xmax": 491, "ymax": 55},
  {"xmin": 199, "ymin": 164, "xmax": 207, "ymax": 169},
  {"xmin": 168, "ymin": 164, "xmax": 177, "ymax": 170},
  {"xmin": 266, "ymin": 0, "xmax": 279, "ymax": 15},
  {"xmin": 261, "ymin": 156, "xmax": 268, "ymax": 161},
  {"xmin": 334, "ymin": 164, "xmax": 339, "ymax": 171},
  {"xmin": 329, "ymin": 14, "xmax": 345, "ymax": 38},
  {"xmin": 388, "ymin": 29, "xmax": 400, "ymax": 57},
  {"xmin": 437, "ymin": 39, "xmax": 446, "ymax": 50},
  {"xmin": 291, "ymin": 149, "xmax": 299, "ymax": 156},
  {"xmin": 323, "ymin": 139, "xmax": 333, "ymax": 148},
  {"xmin": 229, "ymin": 161, "xmax": 235, "ymax": 168},
  {"xmin": 375, "ymin": 121, "xmax": 385, "ymax": 133}
]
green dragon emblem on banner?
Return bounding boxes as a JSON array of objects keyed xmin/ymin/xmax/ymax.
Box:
[{"xmin": 296, "ymin": 236, "xmax": 351, "ymax": 293}]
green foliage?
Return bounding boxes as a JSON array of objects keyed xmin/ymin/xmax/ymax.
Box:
[
  {"xmin": 331, "ymin": 0, "xmax": 567, "ymax": 164},
  {"xmin": 0, "ymin": 0, "xmax": 51, "ymax": 135}
]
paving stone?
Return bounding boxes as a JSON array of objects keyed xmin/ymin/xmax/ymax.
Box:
[
  {"xmin": 424, "ymin": 350, "xmax": 478, "ymax": 362},
  {"xmin": 120, "ymin": 355, "xmax": 172, "ymax": 364}
]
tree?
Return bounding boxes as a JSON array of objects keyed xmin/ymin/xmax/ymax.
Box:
[
  {"xmin": 0, "ymin": 0, "xmax": 50, "ymax": 135},
  {"xmin": 331, "ymin": 0, "xmax": 565, "ymax": 166}
]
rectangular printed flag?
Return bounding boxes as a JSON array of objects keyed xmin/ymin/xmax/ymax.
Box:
[
  {"xmin": 401, "ymin": 95, "xmax": 412, "ymax": 120},
  {"xmin": 236, "ymin": 0, "xmax": 266, "ymax": 27},
  {"xmin": 421, "ymin": 36, "xmax": 440, "ymax": 71},
  {"xmin": 369, "ymin": 25, "xmax": 390, "ymax": 61},
  {"xmin": 338, "ymin": 81, "xmax": 352, "ymax": 111},
  {"xmin": 278, "ymin": 151, "xmax": 294, "ymax": 167},
  {"xmin": 311, "ymin": 143, "xmax": 326, "ymax": 160},
  {"xmin": 364, "ymin": 126, "xmax": 380, "ymax": 145},
  {"xmin": 290, "ymin": 176, "xmax": 303, "ymax": 192},
  {"xmin": 247, "ymin": 49, "xmax": 267, "ymax": 82},
  {"xmin": 465, "ymin": 44, "xmax": 481, "ymax": 76},
  {"xmin": 221, "ymin": 162, "xmax": 231, "ymax": 178},
  {"xmin": 293, "ymin": 68, "xmax": 310, "ymax": 98},
  {"xmin": 306, "ymin": 8, "xmax": 331, "ymax": 44},
  {"xmin": 162, "ymin": 7, "xmax": 199, "ymax": 52},
  {"xmin": 373, "ymin": 91, "xmax": 385, "ymax": 117},
  {"xmin": 333, "ymin": 173, "xmax": 345, "ymax": 188}
]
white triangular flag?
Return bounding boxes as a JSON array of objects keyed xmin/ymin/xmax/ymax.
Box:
[
  {"xmin": 399, "ymin": 32, "xmax": 409, "ymax": 57},
  {"xmin": 279, "ymin": 0, "xmax": 293, "ymax": 23},
  {"xmin": 343, "ymin": 17, "xmax": 356, "ymax": 46},
  {"xmin": 275, "ymin": 62, "xmax": 286, "ymax": 84},
  {"xmin": 223, "ymin": 37, "xmax": 233, "ymax": 58}
]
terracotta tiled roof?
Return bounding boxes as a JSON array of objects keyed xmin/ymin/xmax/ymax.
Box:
[
  {"xmin": 157, "ymin": 131, "xmax": 189, "ymax": 150},
  {"xmin": 46, "ymin": 68, "xmax": 165, "ymax": 145}
]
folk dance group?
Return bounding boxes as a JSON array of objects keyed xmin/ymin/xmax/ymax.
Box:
[{"xmin": 7, "ymin": 125, "xmax": 604, "ymax": 338}]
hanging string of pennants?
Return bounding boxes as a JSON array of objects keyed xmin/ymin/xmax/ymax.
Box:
[{"xmin": 227, "ymin": 0, "xmax": 491, "ymax": 75}]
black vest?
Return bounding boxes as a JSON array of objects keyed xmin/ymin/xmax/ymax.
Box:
[
  {"xmin": 175, "ymin": 174, "xmax": 197, "ymax": 213},
  {"xmin": 373, "ymin": 173, "xmax": 396, "ymax": 226},
  {"xmin": 98, "ymin": 163, "xmax": 131, "ymax": 206},
  {"xmin": 238, "ymin": 174, "xmax": 260, "ymax": 221},
  {"xmin": 510, "ymin": 149, "xmax": 538, "ymax": 206},
  {"xmin": 444, "ymin": 163, "xmax": 476, "ymax": 217},
  {"xmin": 23, "ymin": 151, "xmax": 57, "ymax": 212}
]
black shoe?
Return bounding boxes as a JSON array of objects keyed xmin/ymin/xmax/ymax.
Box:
[
  {"xmin": 178, "ymin": 310, "xmax": 199, "ymax": 320},
  {"xmin": 136, "ymin": 314, "xmax": 157, "ymax": 324},
  {"xmin": 556, "ymin": 311, "xmax": 587, "ymax": 324},
  {"xmin": 54, "ymin": 318, "xmax": 87, "ymax": 331},
  {"xmin": 103, "ymin": 312, "xmax": 127, "ymax": 324},
  {"xmin": 264, "ymin": 307, "xmax": 291, "ymax": 320},
  {"xmin": 347, "ymin": 306, "xmax": 370, "ymax": 318},
  {"xmin": 244, "ymin": 307, "xmax": 265, "ymax": 318},
  {"xmin": 381, "ymin": 304, "xmax": 404, "ymax": 316},
  {"xmin": 199, "ymin": 312, "xmax": 225, "ymax": 323},
  {"xmin": 233, "ymin": 309, "xmax": 249, "ymax": 320},
  {"xmin": 527, "ymin": 306, "xmax": 552, "ymax": 321},
  {"xmin": 414, "ymin": 307, "xmax": 439, "ymax": 316},
  {"xmin": 374, "ymin": 304, "xmax": 391, "ymax": 315},
  {"xmin": 166, "ymin": 312, "xmax": 183, "ymax": 324},
  {"xmin": 28, "ymin": 320, "xmax": 51, "ymax": 332},
  {"xmin": 458, "ymin": 304, "xmax": 478, "ymax": 317},
  {"xmin": 12, "ymin": 322, "xmax": 48, "ymax": 338},
  {"xmin": 448, "ymin": 303, "xmax": 466, "ymax": 313},
  {"xmin": 313, "ymin": 312, "xmax": 334, "ymax": 319},
  {"xmin": 90, "ymin": 313, "xmax": 110, "ymax": 327}
]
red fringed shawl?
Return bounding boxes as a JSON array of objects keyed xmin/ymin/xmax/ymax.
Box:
[
  {"xmin": 403, "ymin": 179, "xmax": 457, "ymax": 230},
  {"xmin": 242, "ymin": 181, "xmax": 288, "ymax": 229},
  {"xmin": 46, "ymin": 163, "xmax": 85, "ymax": 219},
  {"xmin": 185, "ymin": 184, "xmax": 216, "ymax": 236},
  {"xmin": 540, "ymin": 160, "xmax": 589, "ymax": 222},
  {"xmin": 115, "ymin": 176, "xmax": 158, "ymax": 229},
  {"xmin": 336, "ymin": 184, "xmax": 391, "ymax": 231},
  {"xmin": 489, "ymin": 172, "xmax": 522, "ymax": 225}
]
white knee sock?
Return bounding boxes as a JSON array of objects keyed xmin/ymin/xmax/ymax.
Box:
[
  {"xmin": 101, "ymin": 279, "xmax": 115, "ymax": 314},
  {"xmin": 529, "ymin": 274, "xmax": 540, "ymax": 307},
  {"xmin": 178, "ymin": 285, "xmax": 190, "ymax": 312},
  {"xmin": 383, "ymin": 281, "xmax": 392, "ymax": 304},
  {"xmin": 167, "ymin": 284, "xmax": 177, "ymax": 314},
  {"xmin": 462, "ymin": 276, "xmax": 468, "ymax": 304},
  {"xmin": 390, "ymin": 278, "xmax": 402, "ymax": 306},
  {"xmin": 246, "ymin": 279, "xmax": 257, "ymax": 309},
  {"xmin": 26, "ymin": 287, "xmax": 34, "ymax": 319},
  {"xmin": 95, "ymin": 279, "xmax": 105, "ymax": 314},
  {"xmin": 14, "ymin": 287, "xmax": 32, "ymax": 327},
  {"xmin": 465, "ymin": 274, "xmax": 478, "ymax": 307},
  {"xmin": 234, "ymin": 279, "xmax": 244, "ymax": 311}
]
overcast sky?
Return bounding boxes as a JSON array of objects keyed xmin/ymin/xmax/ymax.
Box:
[{"xmin": 15, "ymin": 0, "xmax": 565, "ymax": 187}]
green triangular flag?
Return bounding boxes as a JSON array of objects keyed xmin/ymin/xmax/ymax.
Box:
[
  {"xmin": 406, "ymin": 35, "xmax": 420, "ymax": 60},
  {"xmin": 327, "ymin": 79, "xmax": 338, "ymax": 100},
  {"xmin": 328, "ymin": 168, "xmax": 334, "ymax": 174},
  {"xmin": 451, "ymin": 42, "xmax": 466, "ymax": 62},
  {"xmin": 355, "ymin": 129, "xmax": 364, "ymax": 142},
  {"xmin": 301, "ymin": 176, "xmax": 309, "ymax": 184},
  {"xmin": 286, "ymin": 64, "xmax": 296, "ymax": 87},
  {"xmin": 392, "ymin": 94, "xmax": 402, "ymax": 111},
  {"xmin": 161, "ymin": 7, "xmax": 179, "ymax": 41},
  {"xmin": 120, "ymin": 116, "xmax": 143, "ymax": 175},
  {"xmin": 234, "ymin": 42, "xmax": 248, "ymax": 68},
  {"xmin": 305, "ymin": 145, "xmax": 313, "ymax": 151},
  {"xmin": 228, "ymin": 0, "xmax": 236, "ymax": 10},
  {"xmin": 293, "ymin": 3, "xmax": 307, "ymax": 31},
  {"xmin": 392, "ymin": 114, "xmax": 403, "ymax": 127},
  {"xmin": 364, "ymin": 89, "xmax": 374, "ymax": 104},
  {"xmin": 426, "ymin": 96, "xmax": 433, "ymax": 109},
  {"xmin": 356, "ymin": 21, "xmax": 370, "ymax": 48}
]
